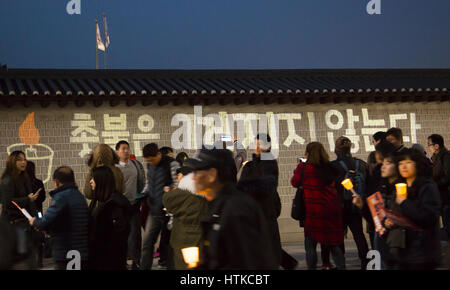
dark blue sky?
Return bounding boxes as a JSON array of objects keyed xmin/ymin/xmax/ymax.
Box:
[{"xmin": 1, "ymin": 0, "xmax": 450, "ymax": 69}]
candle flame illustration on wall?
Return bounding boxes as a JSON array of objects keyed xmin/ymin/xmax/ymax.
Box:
[
  {"xmin": 19, "ymin": 113, "xmax": 40, "ymax": 147},
  {"xmin": 7, "ymin": 112, "xmax": 54, "ymax": 183}
]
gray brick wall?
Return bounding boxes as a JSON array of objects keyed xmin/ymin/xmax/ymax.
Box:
[{"xmin": 1, "ymin": 101, "xmax": 449, "ymax": 242}]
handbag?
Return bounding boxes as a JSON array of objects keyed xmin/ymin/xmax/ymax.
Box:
[{"xmin": 291, "ymin": 162, "xmax": 306, "ymax": 226}]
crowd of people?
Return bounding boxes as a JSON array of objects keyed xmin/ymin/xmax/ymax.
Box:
[{"xmin": 0, "ymin": 128, "xmax": 449, "ymax": 270}]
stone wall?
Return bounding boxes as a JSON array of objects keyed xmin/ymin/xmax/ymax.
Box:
[{"xmin": 1, "ymin": 101, "xmax": 449, "ymax": 242}]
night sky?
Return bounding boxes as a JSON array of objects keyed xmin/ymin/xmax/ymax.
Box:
[{"xmin": 1, "ymin": 0, "xmax": 450, "ymax": 69}]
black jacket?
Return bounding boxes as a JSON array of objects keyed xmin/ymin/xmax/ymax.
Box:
[
  {"xmin": 88, "ymin": 192, "xmax": 132, "ymax": 270},
  {"xmin": 0, "ymin": 174, "xmax": 36, "ymax": 223},
  {"xmin": 0, "ymin": 219, "xmax": 16, "ymax": 270},
  {"xmin": 237, "ymin": 176, "xmax": 282, "ymax": 264},
  {"xmin": 33, "ymin": 183, "xmax": 89, "ymax": 262},
  {"xmin": 432, "ymin": 149, "xmax": 450, "ymax": 206},
  {"xmin": 201, "ymin": 184, "xmax": 278, "ymax": 270},
  {"xmin": 240, "ymin": 153, "xmax": 279, "ymax": 186},
  {"xmin": 396, "ymin": 177, "xmax": 442, "ymax": 266},
  {"xmin": 30, "ymin": 178, "xmax": 46, "ymax": 213}
]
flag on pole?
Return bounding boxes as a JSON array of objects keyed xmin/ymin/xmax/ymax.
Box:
[
  {"xmin": 104, "ymin": 14, "xmax": 110, "ymax": 49},
  {"xmin": 96, "ymin": 21, "xmax": 105, "ymax": 51}
]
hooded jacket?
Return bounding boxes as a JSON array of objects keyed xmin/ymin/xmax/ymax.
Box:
[
  {"xmin": 162, "ymin": 173, "xmax": 209, "ymax": 270},
  {"xmin": 88, "ymin": 191, "xmax": 132, "ymax": 270},
  {"xmin": 84, "ymin": 144, "xmax": 125, "ymax": 200}
]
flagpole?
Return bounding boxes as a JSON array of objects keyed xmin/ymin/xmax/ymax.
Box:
[
  {"xmin": 95, "ymin": 19, "xmax": 99, "ymax": 69},
  {"xmin": 103, "ymin": 12, "xmax": 107, "ymax": 69}
]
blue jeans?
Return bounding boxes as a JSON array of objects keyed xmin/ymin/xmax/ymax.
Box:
[
  {"xmin": 140, "ymin": 215, "xmax": 170, "ymax": 270},
  {"xmin": 305, "ymin": 235, "xmax": 345, "ymax": 270}
]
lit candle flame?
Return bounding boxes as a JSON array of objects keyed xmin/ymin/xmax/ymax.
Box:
[
  {"xmin": 181, "ymin": 247, "xmax": 199, "ymax": 269},
  {"xmin": 341, "ymin": 178, "xmax": 354, "ymax": 190}
]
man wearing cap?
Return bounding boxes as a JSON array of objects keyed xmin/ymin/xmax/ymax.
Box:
[
  {"xmin": 188, "ymin": 148, "xmax": 278, "ymax": 269},
  {"xmin": 162, "ymin": 166, "xmax": 209, "ymax": 269}
]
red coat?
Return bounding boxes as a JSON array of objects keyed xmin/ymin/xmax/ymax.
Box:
[{"xmin": 291, "ymin": 162, "xmax": 344, "ymax": 246}]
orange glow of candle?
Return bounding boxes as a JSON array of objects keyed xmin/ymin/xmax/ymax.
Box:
[{"xmin": 341, "ymin": 178, "xmax": 354, "ymax": 190}]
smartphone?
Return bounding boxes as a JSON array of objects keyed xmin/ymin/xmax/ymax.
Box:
[
  {"xmin": 298, "ymin": 157, "xmax": 307, "ymax": 163},
  {"xmin": 221, "ymin": 135, "xmax": 232, "ymax": 142},
  {"xmin": 37, "ymin": 212, "xmax": 43, "ymax": 218}
]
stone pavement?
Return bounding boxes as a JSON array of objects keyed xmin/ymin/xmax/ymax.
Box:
[
  {"xmin": 34, "ymin": 239, "xmax": 369, "ymax": 270},
  {"xmin": 19, "ymin": 238, "xmax": 449, "ymax": 270}
]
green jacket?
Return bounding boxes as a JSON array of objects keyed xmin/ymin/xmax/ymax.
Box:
[{"xmin": 162, "ymin": 187, "xmax": 209, "ymax": 270}]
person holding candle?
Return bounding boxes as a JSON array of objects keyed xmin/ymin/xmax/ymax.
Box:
[
  {"xmin": 162, "ymin": 166, "xmax": 208, "ymax": 270},
  {"xmin": 291, "ymin": 142, "xmax": 346, "ymax": 270},
  {"xmin": 1, "ymin": 151, "xmax": 39, "ymax": 269},
  {"xmin": 384, "ymin": 149, "xmax": 442, "ymax": 270},
  {"xmin": 331, "ymin": 136, "xmax": 370, "ymax": 270},
  {"xmin": 189, "ymin": 148, "xmax": 278, "ymax": 270},
  {"xmin": 352, "ymin": 152, "xmax": 403, "ymax": 270}
]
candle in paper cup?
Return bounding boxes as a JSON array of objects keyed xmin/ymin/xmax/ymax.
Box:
[
  {"xmin": 395, "ymin": 183, "xmax": 407, "ymax": 198},
  {"xmin": 181, "ymin": 247, "xmax": 199, "ymax": 268},
  {"xmin": 341, "ymin": 178, "xmax": 354, "ymax": 190}
]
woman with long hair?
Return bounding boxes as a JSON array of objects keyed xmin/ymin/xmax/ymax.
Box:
[
  {"xmin": 291, "ymin": 142, "xmax": 345, "ymax": 270},
  {"xmin": 84, "ymin": 144, "xmax": 125, "ymax": 202},
  {"xmin": 0, "ymin": 151, "xmax": 40, "ymax": 269},
  {"xmin": 383, "ymin": 148, "xmax": 442, "ymax": 270},
  {"xmin": 88, "ymin": 166, "xmax": 131, "ymax": 270}
]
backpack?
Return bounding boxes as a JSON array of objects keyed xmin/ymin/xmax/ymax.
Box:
[{"xmin": 339, "ymin": 159, "xmax": 366, "ymax": 200}]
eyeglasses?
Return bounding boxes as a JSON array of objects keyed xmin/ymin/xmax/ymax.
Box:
[{"xmin": 427, "ymin": 143, "xmax": 435, "ymax": 147}]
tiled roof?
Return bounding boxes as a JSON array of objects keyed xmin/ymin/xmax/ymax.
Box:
[{"xmin": 0, "ymin": 68, "xmax": 449, "ymax": 107}]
